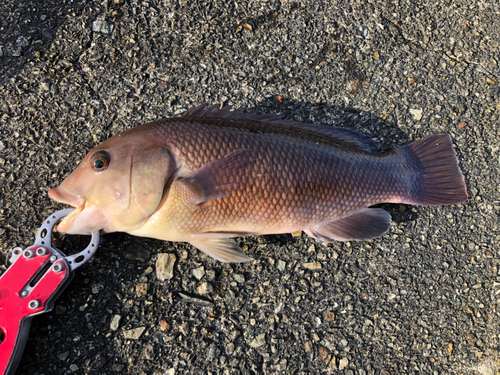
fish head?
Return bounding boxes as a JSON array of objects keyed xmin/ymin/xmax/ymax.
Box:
[{"xmin": 48, "ymin": 127, "xmax": 175, "ymax": 235}]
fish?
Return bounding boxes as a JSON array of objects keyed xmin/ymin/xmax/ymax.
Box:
[{"xmin": 48, "ymin": 104, "xmax": 468, "ymax": 262}]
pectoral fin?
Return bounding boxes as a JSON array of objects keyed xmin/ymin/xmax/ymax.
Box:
[
  {"xmin": 180, "ymin": 149, "xmax": 255, "ymax": 205},
  {"xmin": 305, "ymin": 208, "xmax": 392, "ymax": 242},
  {"xmin": 190, "ymin": 238, "xmax": 254, "ymax": 263}
]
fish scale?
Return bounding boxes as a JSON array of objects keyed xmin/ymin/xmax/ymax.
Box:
[{"xmin": 48, "ymin": 105, "xmax": 467, "ymax": 263}]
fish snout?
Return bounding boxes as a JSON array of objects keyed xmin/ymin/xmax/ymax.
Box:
[{"xmin": 48, "ymin": 187, "xmax": 85, "ymax": 208}]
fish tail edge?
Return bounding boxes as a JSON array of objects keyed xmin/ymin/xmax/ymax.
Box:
[{"xmin": 398, "ymin": 134, "xmax": 468, "ymax": 206}]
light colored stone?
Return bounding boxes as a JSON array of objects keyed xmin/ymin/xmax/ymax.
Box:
[
  {"xmin": 302, "ymin": 261, "xmax": 322, "ymax": 270},
  {"xmin": 110, "ymin": 314, "xmax": 121, "ymax": 331},
  {"xmin": 192, "ymin": 266, "xmax": 205, "ymax": 280},
  {"xmin": 92, "ymin": 20, "xmax": 114, "ymax": 34},
  {"xmin": 233, "ymin": 273, "xmax": 245, "ymax": 283},
  {"xmin": 249, "ymin": 333, "xmax": 266, "ymax": 348},
  {"xmin": 123, "ymin": 326, "xmax": 146, "ymax": 339},
  {"xmin": 409, "ymin": 108, "xmax": 423, "ymax": 121},
  {"xmin": 156, "ymin": 253, "xmax": 176, "ymax": 281},
  {"xmin": 277, "ymin": 260, "xmax": 286, "ymax": 272},
  {"xmin": 339, "ymin": 357, "xmax": 349, "ymax": 370},
  {"xmin": 197, "ymin": 282, "xmax": 214, "ymax": 294}
]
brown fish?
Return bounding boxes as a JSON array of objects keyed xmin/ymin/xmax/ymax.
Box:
[{"xmin": 48, "ymin": 105, "xmax": 468, "ymax": 262}]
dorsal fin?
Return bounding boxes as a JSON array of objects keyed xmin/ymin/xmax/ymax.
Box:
[
  {"xmin": 289, "ymin": 124, "xmax": 380, "ymax": 153},
  {"xmin": 182, "ymin": 104, "xmax": 296, "ymax": 124},
  {"xmin": 182, "ymin": 104, "xmax": 380, "ymax": 153}
]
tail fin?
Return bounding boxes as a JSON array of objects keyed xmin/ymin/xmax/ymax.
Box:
[{"xmin": 398, "ymin": 134, "xmax": 468, "ymax": 205}]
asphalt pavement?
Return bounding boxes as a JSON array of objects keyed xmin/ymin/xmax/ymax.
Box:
[{"xmin": 0, "ymin": 0, "xmax": 499, "ymax": 374}]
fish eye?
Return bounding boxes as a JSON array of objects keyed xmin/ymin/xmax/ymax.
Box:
[{"xmin": 90, "ymin": 151, "xmax": 110, "ymax": 172}]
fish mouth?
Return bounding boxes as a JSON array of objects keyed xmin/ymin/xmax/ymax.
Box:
[{"xmin": 48, "ymin": 188, "xmax": 87, "ymax": 233}]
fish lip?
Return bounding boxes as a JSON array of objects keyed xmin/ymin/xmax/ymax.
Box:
[
  {"xmin": 48, "ymin": 187, "xmax": 86, "ymax": 208},
  {"xmin": 48, "ymin": 188, "xmax": 87, "ymax": 233}
]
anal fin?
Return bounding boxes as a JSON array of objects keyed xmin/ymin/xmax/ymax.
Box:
[
  {"xmin": 190, "ymin": 238, "xmax": 254, "ymax": 263},
  {"xmin": 305, "ymin": 208, "xmax": 392, "ymax": 242}
]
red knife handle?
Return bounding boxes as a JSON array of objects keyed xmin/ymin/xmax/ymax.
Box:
[{"xmin": 0, "ymin": 246, "xmax": 72, "ymax": 375}]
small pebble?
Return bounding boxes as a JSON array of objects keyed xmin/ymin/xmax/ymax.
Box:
[
  {"xmin": 69, "ymin": 364, "xmax": 79, "ymax": 372},
  {"xmin": 123, "ymin": 326, "xmax": 146, "ymax": 339},
  {"xmin": 156, "ymin": 253, "xmax": 176, "ymax": 281},
  {"xmin": 135, "ymin": 283, "xmax": 148, "ymax": 297},
  {"xmin": 57, "ymin": 351, "xmax": 69, "ymax": 361},
  {"xmin": 179, "ymin": 322, "xmax": 189, "ymax": 336},
  {"xmin": 249, "ymin": 333, "xmax": 266, "ymax": 348},
  {"xmin": 178, "ymin": 292, "xmax": 214, "ymax": 307},
  {"xmin": 143, "ymin": 344, "xmax": 154, "ymax": 360},
  {"xmin": 277, "ymin": 260, "xmax": 286, "ymax": 272},
  {"xmin": 302, "ymin": 261, "xmax": 321, "ymax": 270},
  {"xmin": 92, "ymin": 20, "xmax": 114, "ymax": 34},
  {"xmin": 305, "ymin": 341, "xmax": 312, "ymax": 352},
  {"xmin": 160, "ymin": 320, "xmax": 170, "ymax": 331},
  {"xmin": 319, "ymin": 347, "xmax": 331, "ymax": 364},
  {"xmin": 334, "ymin": 270, "xmax": 346, "ymax": 282},
  {"xmin": 409, "ymin": 108, "xmax": 423, "ymax": 121},
  {"xmin": 197, "ymin": 282, "xmax": 214, "ymax": 294},
  {"xmin": 192, "ymin": 266, "xmax": 205, "ymax": 280},
  {"xmin": 447, "ymin": 343, "xmax": 453, "ymax": 355},
  {"xmin": 206, "ymin": 343, "xmax": 217, "ymax": 361},
  {"xmin": 233, "ymin": 273, "xmax": 245, "ymax": 283},
  {"xmin": 339, "ymin": 357, "xmax": 349, "ymax": 370},
  {"xmin": 110, "ymin": 315, "xmax": 121, "ymax": 331},
  {"xmin": 325, "ymin": 312, "xmax": 335, "ymax": 321},
  {"xmin": 16, "ymin": 36, "xmax": 29, "ymax": 49}
]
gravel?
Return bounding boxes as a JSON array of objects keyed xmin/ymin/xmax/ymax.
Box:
[{"xmin": 0, "ymin": 0, "xmax": 499, "ymax": 374}]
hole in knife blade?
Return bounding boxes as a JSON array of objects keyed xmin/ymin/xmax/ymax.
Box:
[{"xmin": 0, "ymin": 328, "xmax": 5, "ymax": 344}]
